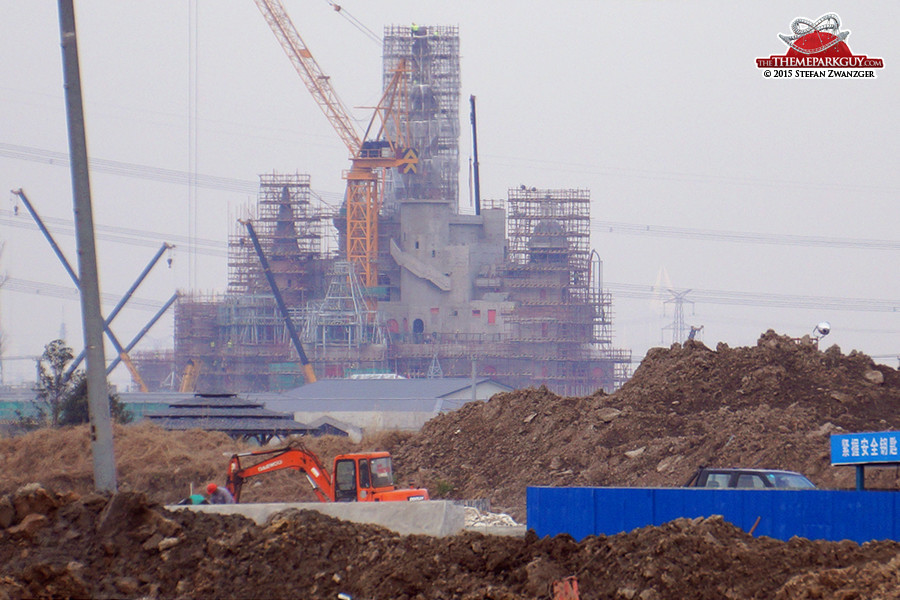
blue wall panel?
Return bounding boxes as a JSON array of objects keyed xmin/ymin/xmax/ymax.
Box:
[
  {"xmin": 527, "ymin": 487, "xmax": 900, "ymax": 544},
  {"xmin": 594, "ymin": 487, "xmax": 654, "ymax": 535},
  {"xmin": 527, "ymin": 487, "xmax": 594, "ymax": 539}
]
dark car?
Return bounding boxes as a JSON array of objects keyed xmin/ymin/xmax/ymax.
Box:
[{"xmin": 685, "ymin": 467, "xmax": 816, "ymax": 489}]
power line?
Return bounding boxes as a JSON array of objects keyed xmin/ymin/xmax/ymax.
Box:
[
  {"xmin": 0, "ymin": 209, "xmax": 227, "ymax": 257},
  {"xmin": 606, "ymin": 282, "xmax": 900, "ymax": 313},
  {"xmin": 1, "ymin": 142, "xmax": 257, "ymax": 195},
  {"xmin": 486, "ymin": 154, "xmax": 900, "ymax": 196},
  {"xmin": 8, "ymin": 141, "xmax": 896, "ymax": 252},
  {"xmin": 3, "ymin": 277, "xmax": 164, "ymax": 311},
  {"xmin": 6, "ymin": 272, "xmax": 898, "ymax": 316},
  {"xmin": 593, "ymin": 221, "xmax": 900, "ymax": 250},
  {"xmin": 0, "ymin": 142, "xmax": 345, "ymax": 205}
]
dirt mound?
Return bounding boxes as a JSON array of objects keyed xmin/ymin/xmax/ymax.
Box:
[
  {"xmin": 397, "ymin": 331, "xmax": 900, "ymax": 519},
  {"xmin": 0, "ymin": 423, "xmax": 421, "ymax": 507},
  {"xmin": 2, "ymin": 330, "xmax": 900, "ymax": 598},
  {"xmin": 5, "ymin": 331, "xmax": 895, "ymax": 519},
  {"xmin": 2, "ymin": 486, "xmax": 900, "ymax": 600}
]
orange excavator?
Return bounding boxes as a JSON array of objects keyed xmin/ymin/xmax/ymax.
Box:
[{"xmin": 225, "ymin": 443, "xmax": 429, "ymax": 503}]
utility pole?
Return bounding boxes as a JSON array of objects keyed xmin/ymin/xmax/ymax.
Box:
[{"xmin": 57, "ymin": 0, "xmax": 117, "ymax": 492}]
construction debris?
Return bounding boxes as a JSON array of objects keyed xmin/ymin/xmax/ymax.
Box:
[
  {"xmin": 1, "ymin": 330, "xmax": 900, "ymax": 598},
  {"xmin": 463, "ymin": 506, "xmax": 521, "ymax": 528},
  {"xmin": 2, "ymin": 485, "xmax": 900, "ymax": 599}
]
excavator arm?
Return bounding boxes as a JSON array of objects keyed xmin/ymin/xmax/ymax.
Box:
[{"xmin": 226, "ymin": 445, "xmax": 335, "ymax": 502}]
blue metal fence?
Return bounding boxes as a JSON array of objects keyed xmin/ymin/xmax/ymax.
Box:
[{"xmin": 527, "ymin": 486, "xmax": 900, "ymax": 543}]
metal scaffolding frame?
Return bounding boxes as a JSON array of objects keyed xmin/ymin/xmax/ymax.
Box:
[
  {"xmin": 228, "ymin": 172, "xmax": 322, "ymax": 306},
  {"xmin": 501, "ymin": 187, "xmax": 629, "ymax": 394},
  {"xmin": 303, "ymin": 261, "xmax": 385, "ymax": 349},
  {"xmin": 382, "ymin": 25, "xmax": 460, "ymax": 208},
  {"xmin": 139, "ymin": 25, "xmax": 637, "ymax": 397}
]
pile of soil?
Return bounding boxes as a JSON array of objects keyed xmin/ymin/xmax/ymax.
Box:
[
  {"xmin": 397, "ymin": 330, "xmax": 900, "ymax": 518},
  {"xmin": 2, "ymin": 330, "xmax": 900, "ymax": 599},
  {"xmin": 0, "ymin": 422, "xmax": 420, "ymax": 508},
  {"xmin": 2, "ymin": 485, "xmax": 900, "ymax": 599}
]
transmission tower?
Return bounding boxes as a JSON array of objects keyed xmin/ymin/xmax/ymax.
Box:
[
  {"xmin": 661, "ymin": 289, "xmax": 694, "ymax": 344},
  {"xmin": 427, "ymin": 352, "xmax": 443, "ymax": 378}
]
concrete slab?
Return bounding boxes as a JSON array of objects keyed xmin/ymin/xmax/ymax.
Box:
[{"xmin": 167, "ymin": 500, "xmax": 465, "ymax": 537}]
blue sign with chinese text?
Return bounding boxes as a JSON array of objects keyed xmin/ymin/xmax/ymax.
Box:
[{"xmin": 831, "ymin": 431, "xmax": 900, "ymax": 465}]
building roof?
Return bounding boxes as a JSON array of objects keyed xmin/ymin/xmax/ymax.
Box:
[
  {"xmin": 275, "ymin": 377, "xmax": 509, "ymax": 401},
  {"xmin": 258, "ymin": 377, "xmax": 511, "ymax": 414},
  {"xmin": 143, "ymin": 393, "xmax": 343, "ymax": 443}
]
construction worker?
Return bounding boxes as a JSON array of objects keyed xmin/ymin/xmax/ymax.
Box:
[{"xmin": 206, "ymin": 482, "xmax": 235, "ymax": 504}]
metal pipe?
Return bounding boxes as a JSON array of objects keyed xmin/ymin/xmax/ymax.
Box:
[
  {"xmin": 13, "ymin": 188, "xmax": 148, "ymax": 390},
  {"xmin": 105, "ymin": 293, "xmax": 178, "ymax": 373},
  {"xmin": 67, "ymin": 242, "xmax": 173, "ymax": 375},
  {"xmin": 240, "ymin": 219, "xmax": 316, "ymax": 383},
  {"xmin": 469, "ymin": 94, "xmax": 481, "ymax": 216},
  {"xmin": 12, "ymin": 189, "xmax": 79, "ymax": 284}
]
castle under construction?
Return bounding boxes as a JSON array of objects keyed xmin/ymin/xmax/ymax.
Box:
[{"xmin": 135, "ymin": 24, "xmax": 631, "ymax": 396}]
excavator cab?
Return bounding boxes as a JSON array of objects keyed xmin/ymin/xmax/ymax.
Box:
[
  {"xmin": 335, "ymin": 453, "xmax": 409, "ymax": 501},
  {"xmin": 334, "ymin": 458, "xmax": 359, "ymax": 501}
]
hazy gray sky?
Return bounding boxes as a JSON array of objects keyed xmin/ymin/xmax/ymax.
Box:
[{"xmin": 1, "ymin": 1, "xmax": 898, "ymax": 387}]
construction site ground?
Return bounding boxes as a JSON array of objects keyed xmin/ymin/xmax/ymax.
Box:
[{"xmin": 2, "ymin": 330, "xmax": 900, "ymax": 599}]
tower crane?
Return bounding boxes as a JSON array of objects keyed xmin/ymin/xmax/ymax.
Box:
[{"xmin": 253, "ymin": 0, "xmax": 416, "ymax": 290}]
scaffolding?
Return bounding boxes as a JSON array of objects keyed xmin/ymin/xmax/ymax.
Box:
[
  {"xmin": 501, "ymin": 187, "xmax": 627, "ymax": 394},
  {"xmin": 128, "ymin": 349, "xmax": 175, "ymax": 391},
  {"xmin": 382, "ymin": 25, "xmax": 460, "ymax": 208},
  {"xmin": 140, "ymin": 25, "xmax": 636, "ymax": 397},
  {"xmin": 300, "ymin": 261, "xmax": 388, "ymax": 378},
  {"xmin": 303, "ymin": 261, "xmax": 384, "ymax": 349},
  {"xmin": 228, "ymin": 173, "xmax": 322, "ymax": 306},
  {"xmin": 172, "ymin": 292, "xmax": 222, "ymax": 391},
  {"xmin": 380, "ymin": 187, "xmax": 629, "ymax": 393},
  {"xmin": 505, "ymin": 187, "xmax": 591, "ymax": 339}
]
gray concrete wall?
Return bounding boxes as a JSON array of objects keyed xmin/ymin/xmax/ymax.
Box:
[{"xmin": 168, "ymin": 500, "xmax": 465, "ymax": 537}]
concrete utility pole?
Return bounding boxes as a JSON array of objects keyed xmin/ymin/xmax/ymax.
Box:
[{"xmin": 57, "ymin": 0, "xmax": 117, "ymax": 492}]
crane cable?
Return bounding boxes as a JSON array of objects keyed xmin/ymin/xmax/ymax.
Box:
[{"xmin": 323, "ymin": 1, "xmax": 382, "ymax": 46}]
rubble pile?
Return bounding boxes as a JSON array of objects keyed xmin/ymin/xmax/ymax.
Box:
[
  {"xmin": 463, "ymin": 507, "xmax": 521, "ymax": 528},
  {"xmin": 2, "ymin": 330, "xmax": 900, "ymax": 598},
  {"xmin": 2, "ymin": 484, "xmax": 900, "ymax": 600},
  {"xmin": 396, "ymin": 331, "xmax": 900, "ymax": 518}
]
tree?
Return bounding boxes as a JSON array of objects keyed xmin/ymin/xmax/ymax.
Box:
[{"xmin": 30, "ymin": 339, "xmax": 131, "ymax": 428}]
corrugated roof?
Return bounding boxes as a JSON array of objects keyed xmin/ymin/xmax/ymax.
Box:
[
  {"xmin": 275, "ymin": 377, "xmax": 509, "ymax": 400},
  {"xmin": 147, "ymin": 407, "xmax": 298, "ymax": 419},
  {"xmin": 148, "ymin": 417, "xmax": 312, "ymax": 433},
  {"xmin": 262, "ymin": 397, "xmax": 440, "ymax": 413},
  {"xmin": 171, "ymin": 397, "xmax": 262, "ymax": 409},
  {"xmin": 256, "ymin": 378, "xmax": 511, "ymax": 415},
  {"xmin": 141, "ymin": 392, "xmax": 335, "ymax": 438}
]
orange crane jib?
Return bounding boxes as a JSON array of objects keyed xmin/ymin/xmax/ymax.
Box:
[{"xmin": 253, "ymin": 0, "xmax": 413, "ymax": 289}]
